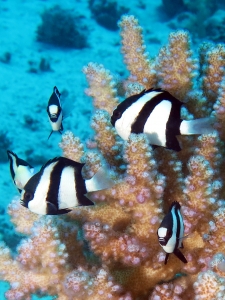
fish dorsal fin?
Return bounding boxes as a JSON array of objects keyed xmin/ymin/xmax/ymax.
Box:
[
  {"xmin": 169, "ymin": 201, "xmax": 181, "ymax": 211},
  {"xmin": 145, "ymin": 87, "xmax": 163, "ymax": 94},
  {"xmin": 40, "ymin": 157, "xmax": 61, "ymax": 171},
  {"xmin": 85, "ymin": 165, "xmax": 114, "ymax": 193},
  {"xmin": 7, "ymin": 150, "xmax": 33, "ymax": 168},
  {"xmin": 40, "ymin": 157, "xmax": 84, "ymax": 172}
]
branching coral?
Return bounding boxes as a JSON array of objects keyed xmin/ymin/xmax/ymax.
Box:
[{"xmin": 1, "ymin": 15, "xmax": 225, "ymax": 299}]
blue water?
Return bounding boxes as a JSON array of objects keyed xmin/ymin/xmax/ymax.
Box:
[{"xmin": 0, "ymin": 0, "xmax": 224, "ymax": 298}]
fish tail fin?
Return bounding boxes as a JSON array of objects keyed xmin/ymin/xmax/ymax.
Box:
[
  {"xmin": 174, "ymin": 248, "xmax": 187, "ymax": 263},
  {"xmin": 48, "ymin": 131, "xmax": 53, "ymax": 140},
  {"xmin": 85, "ymin": 165, "xmax": 115, "ymax": 193},
  {"xmin": 180, "ymin": 117, "xmax": 214, "ymax": 135}
]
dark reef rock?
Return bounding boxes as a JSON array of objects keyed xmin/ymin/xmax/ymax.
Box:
[
  {"xmin": 162, "ymin": 0, "xmax": 185, "ymax": 17},
  {"xmin": 36, "ymin": 5, "xmax": 88, "ymax": 49},
  {"xmin": 205, "ymin": 10, "xmax": 225, "ymax": 43},
  {"xmin": 0, "ymin": 131, "xmax": 12, "ymax": 162},
  {"xmin": 89, "ymin": 0, "xmax": 128, "ymax": 31}
]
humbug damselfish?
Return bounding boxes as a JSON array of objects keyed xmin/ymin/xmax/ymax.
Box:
[
  {"xmin": 111, "ymin": 88, "xmax": 214, "ymax": 151},
  {"xmin": 157, "ymin": 201, "xmax": 187, "ymax": 264},
  {"xmin": 20, "ymin": 157, "xmax": 114, "ymax": 215},
  {"xmin": 47, "ymin": 86, "xmax": 63, "ymax": 139}
]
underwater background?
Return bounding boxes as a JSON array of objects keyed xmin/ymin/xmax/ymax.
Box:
[{"xmin": 1, "ymin": 0, "xmax": 225, "ymax": 298}]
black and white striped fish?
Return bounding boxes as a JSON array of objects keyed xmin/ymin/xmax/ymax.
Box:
[
  {"xmin": 47, "ymin": 86, "xmax": 63, "ymax": 139},
  {"xmin": 157, "ymin": 201, "xmax": 187, "ymax": 264},
  {"xmin": 7, "ymin": 150, "xmax": 34, "ymax": 193},
  {"xmin": 20, "ymin": 157, "xmax": 114, "ymax": 215},
  {"xmin": 111, "ymin": 88, "xmax": 213, "ymax": 151}
]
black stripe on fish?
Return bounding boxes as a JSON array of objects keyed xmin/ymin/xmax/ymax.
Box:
[
  {"xmin": 21, "ymin": 171, "xmax": 43, "ymax": 208},
  {"xmin": 165, "ymin": 94, "xmax": 182, "ymax": 151},
  {"xmin": 174, "ymin": 203, "xmax": 181, "ymax": 250},
  {"xmin": 130, "ymin": 90, "xmax": 182, "ymax": 151},
  {"xmin": 111, "ymin": 89, "xmax": 147, "ymax": 126},
  {"xmin": 74, "ymin": 166, "xmax": 94, "ymax": 206},
  {"xmin": 46, "ymin": 158, "xmax": 65, "ymax": 213}
]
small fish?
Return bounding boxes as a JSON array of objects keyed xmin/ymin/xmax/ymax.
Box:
[
  {"xmin": 157, "ymin": 201, "xmax": 187, "ymax": 264},
  {"xmin": 7, "ymin": 150, "xmax": 34, "ymax": 193},
  {"xmin": 47, "ymin": 86, "xmax": 63, "ymax": 139},
  {"xmin": 111, "ymin": 88, "xmax": 213, "ymax": 151},
  {"xmin": 20, "ymin": 157, "xmax": 114, "ymax": 215}
]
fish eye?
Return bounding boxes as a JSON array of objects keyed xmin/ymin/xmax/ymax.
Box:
[{"xmin": 24, "ymin": 191, "xmax": 34, "ymax": 202}]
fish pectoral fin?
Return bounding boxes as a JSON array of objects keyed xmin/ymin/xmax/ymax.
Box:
[
  {"xmin": 46, "ymin": 202, "xmax": 58, "ymax": 214},
  {"xmin": 164, "ymin": 253, "xmax": 169, "ymax": 265},
  {"xmin": 48, "ymin": 131, "xmax": 53, "ymax": 140},
  {"xmin": 174, "ymin": 248, "xmax": 187, "ymax": 263},
  {"xmin": 46, "ymin": 202, "xmax": 71, "ymax": 215},
  {"xmin": 46, "ymin": 201, "xmax": 57, "ymax": 214}
]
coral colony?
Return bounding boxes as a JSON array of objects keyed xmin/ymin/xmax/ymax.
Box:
[{"xmin": 2, "ymin": 15, "xmax": 225, "ymax": 299}]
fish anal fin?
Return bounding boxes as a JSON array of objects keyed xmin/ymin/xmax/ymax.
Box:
[
  {"xmin": 55, "ymin": 209, "xmax": 71, "ymax": 215},
  {"xmin": 48, "ymin": 131, "xmax": 53, "ymax": 140},
  {"xmin": 174, "ymin": 248, "xmax": 187, "ymax": 263}
]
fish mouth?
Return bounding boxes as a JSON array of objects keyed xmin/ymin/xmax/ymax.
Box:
[
  {"xmin": 158, "ymin": 238, "xmax": 167, "ymax": 246},
  {"xmin": 20, "ymin": 200, "xmax": 29, "ymax": 209},
  {"xmin": 20, "ymin": 200, "xmax": 25, "ymax": 207}
]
